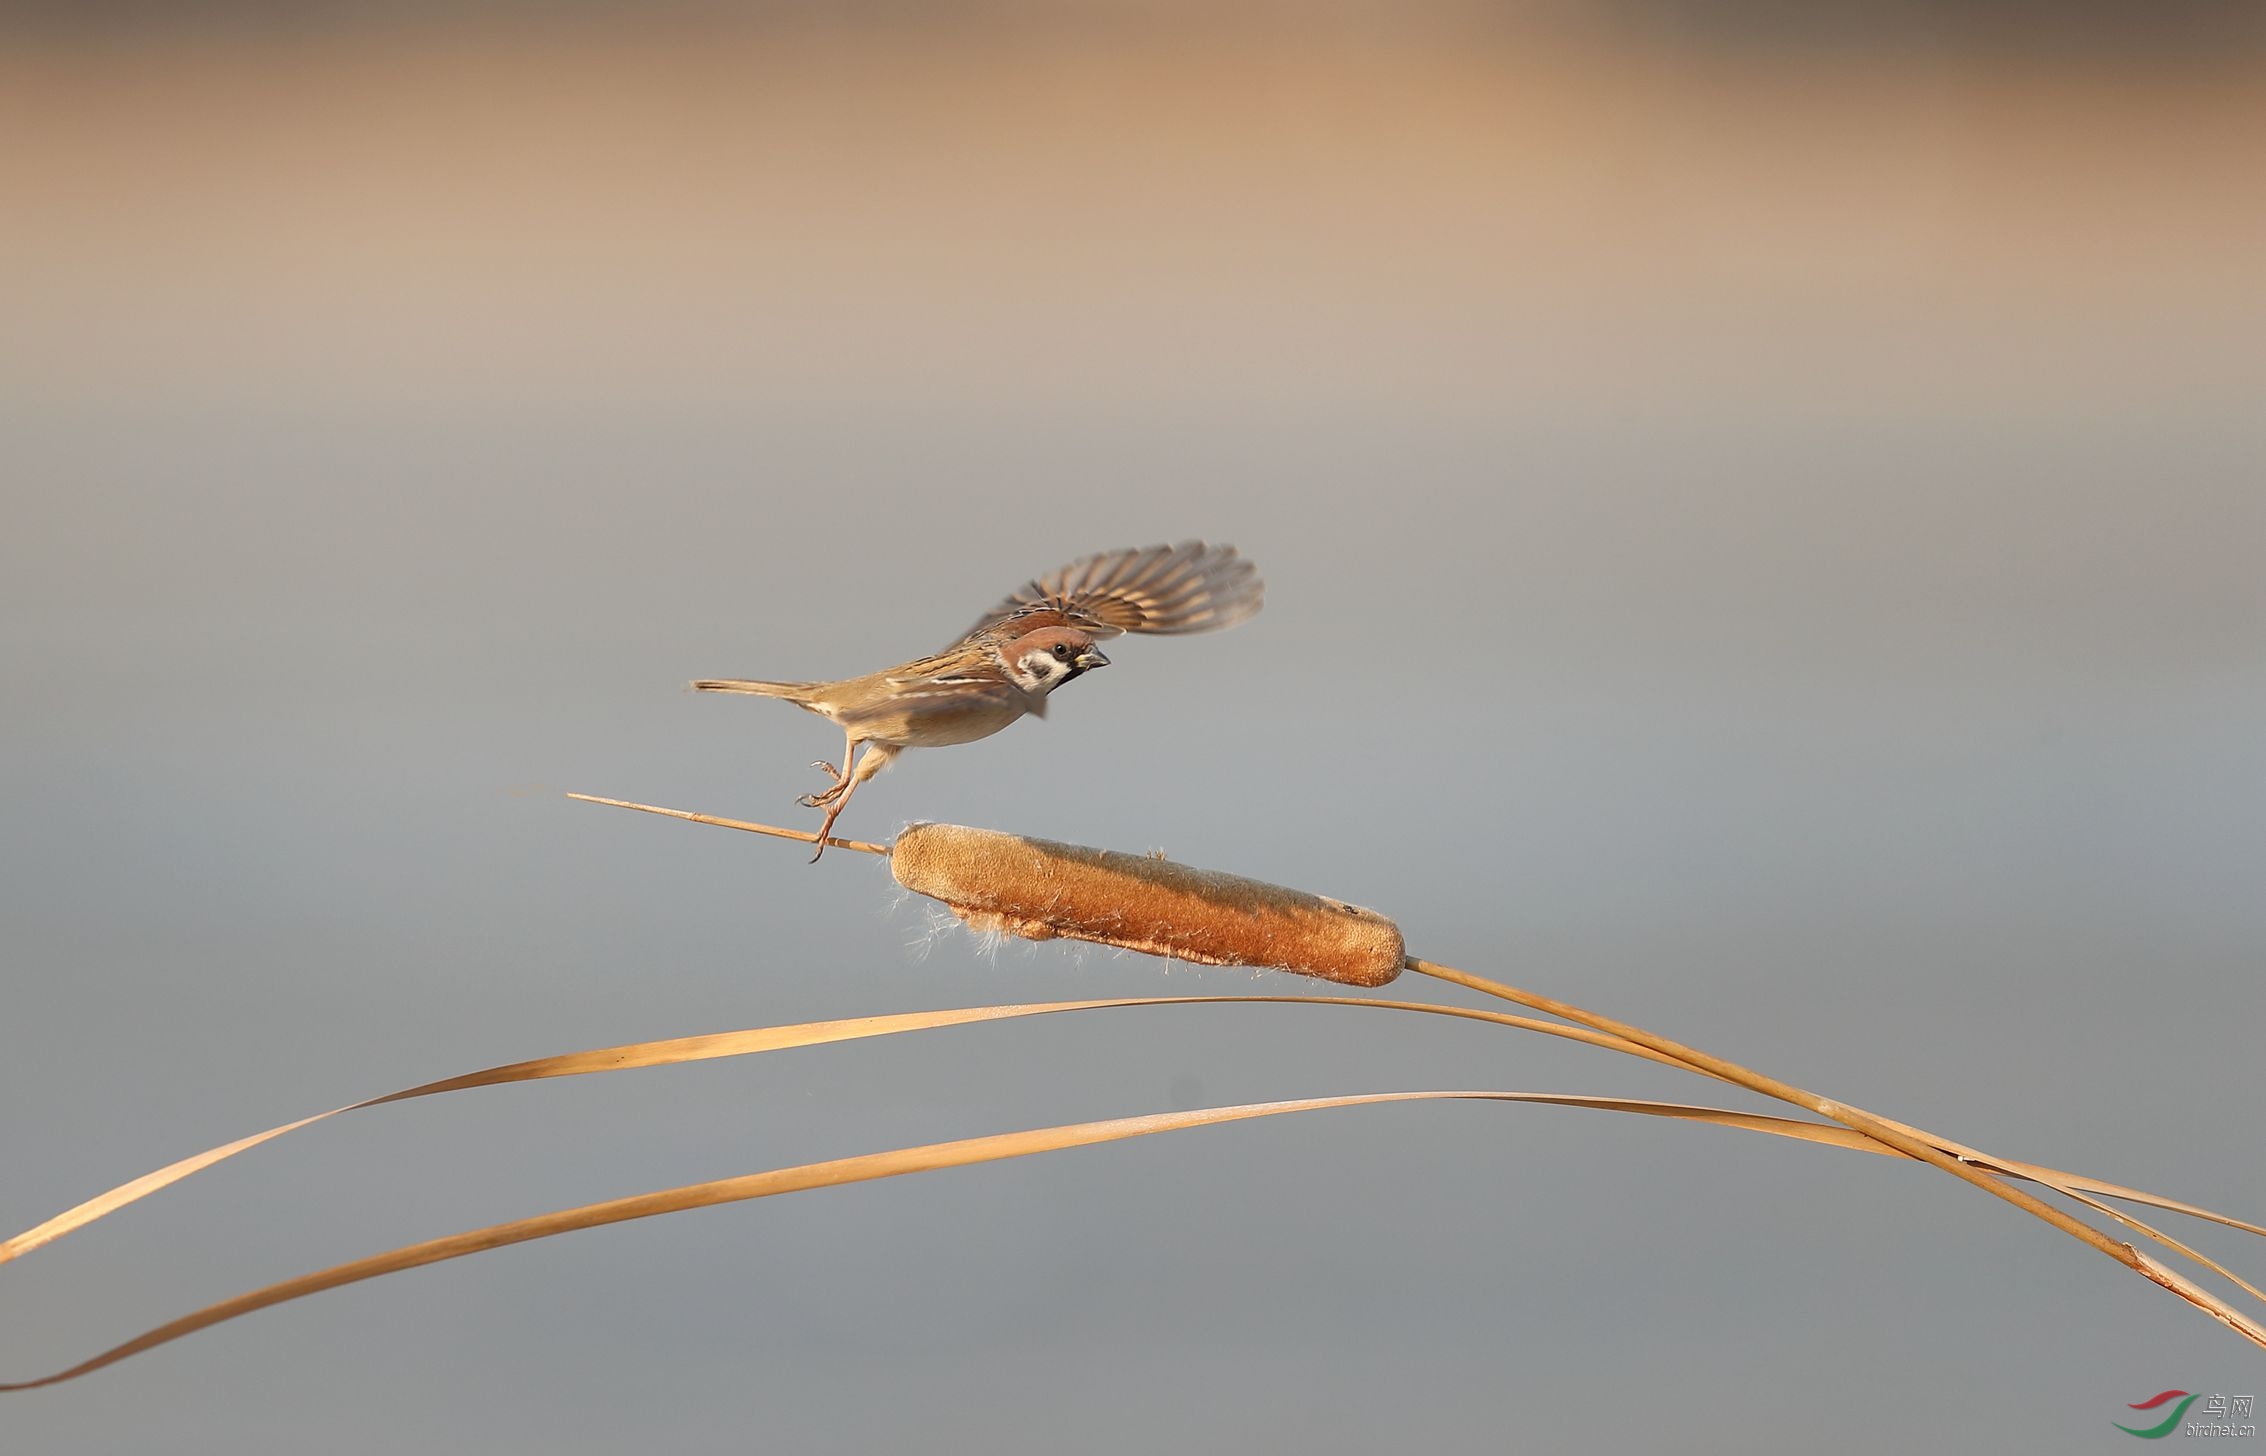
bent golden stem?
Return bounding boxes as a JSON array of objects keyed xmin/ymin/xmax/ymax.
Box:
[{"xmin": 1404, "ymin": 956, "xmax": 2266, "ymax": 1348}]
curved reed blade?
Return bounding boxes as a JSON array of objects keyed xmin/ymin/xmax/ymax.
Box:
[
  {"xmin": 0, "ymin": 1087, "xmax": 2006, "ymax": 1391},
  {"xmin": 0, "ymin": 995, "xmax": 1638, "ymax": 1267},
  {"xmin": 11, "ymin": 992, "xmax": 2260, "ymax": 1278}
]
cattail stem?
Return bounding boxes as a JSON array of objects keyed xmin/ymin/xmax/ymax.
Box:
[{"xmin": 567, "ymin": 796, "xmax": 1403, "ymax": 986}]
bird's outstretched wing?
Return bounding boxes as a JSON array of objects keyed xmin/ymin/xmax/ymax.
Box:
[{"xmin": 963, "ymin": 541, "xmax": 1263, "ymax": 643}]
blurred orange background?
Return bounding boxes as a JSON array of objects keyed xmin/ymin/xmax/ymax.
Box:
[{"xmin": 8, "ymin": 7, "xmax": 2262, "ymax": 421}]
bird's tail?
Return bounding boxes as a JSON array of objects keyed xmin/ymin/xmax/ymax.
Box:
[{"xmin": 689, "ymin": 678, "xmax": 821, "ymax": 705}]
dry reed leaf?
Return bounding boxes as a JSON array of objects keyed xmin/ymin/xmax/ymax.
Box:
[
  {"xmin": 14, "ymin": 991, "xmax": 2253, "ymax": 1277},
  {"xmin": 0, "ymin": 1087, "xmax": 2007, "ymax": 1391},
  {"xmin": 0, "ymin": 994, "xmax": 1636, "ymax": 1266}
]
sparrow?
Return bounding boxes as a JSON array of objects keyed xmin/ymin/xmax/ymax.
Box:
[{"xmin": 693, "ymin": 541, "xmax": 1264, "ymax": 859}]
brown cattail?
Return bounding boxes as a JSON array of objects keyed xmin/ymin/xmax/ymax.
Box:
[{"xmin": 890, "ymin": 823, "xmax": 1403, "ymax": 987}]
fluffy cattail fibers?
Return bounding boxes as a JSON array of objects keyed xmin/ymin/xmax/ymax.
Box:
[{"xmin": 890, "ymin": 823, "xmax": 1403, "ymax": 987}]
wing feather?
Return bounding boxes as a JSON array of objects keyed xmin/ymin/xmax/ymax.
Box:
[{"xmin": 964, "ymin": 541, "xmax": 1263, "ymax": 642}]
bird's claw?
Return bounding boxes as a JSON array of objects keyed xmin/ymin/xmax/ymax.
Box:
[{"xmin": 798, "ymin": 761, "xmax": 850, "ymax": 810}]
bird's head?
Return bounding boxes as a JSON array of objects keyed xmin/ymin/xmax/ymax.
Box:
[{"xmin": 1003, "ymin": 626, "xmax": 1109, "ymax": 695}]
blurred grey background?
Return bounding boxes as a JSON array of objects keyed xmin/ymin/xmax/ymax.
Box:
[{"xmin": 3, "ymin": 4, "xmax": 2262, "ymax": 1451}]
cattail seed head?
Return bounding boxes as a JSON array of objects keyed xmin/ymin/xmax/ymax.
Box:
[{"xmin": 890, "ymin": 823, "xmax": 1403, "ymax": 987}]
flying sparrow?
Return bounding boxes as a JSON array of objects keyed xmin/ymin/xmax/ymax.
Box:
[{"xmin": 693, "ymin": 541, "xmax": 1263, "ymax": 859}]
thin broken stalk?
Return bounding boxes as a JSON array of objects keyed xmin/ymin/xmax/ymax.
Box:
[{"xmin": 565, "ymin": 793, "xmax": 890, "ymax": 857}]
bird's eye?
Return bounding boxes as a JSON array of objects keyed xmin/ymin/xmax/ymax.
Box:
[{"xmin": 1052, "ymin": 643, "xmax": 1073, "ymax": 661}]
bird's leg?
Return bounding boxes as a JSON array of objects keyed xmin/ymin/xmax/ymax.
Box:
[
  {"xmin": 798, "ymin": 729, "xmax": 859, "ymax": 807},
  {"xmin": 807, "ymin": 742, "xmax": 898, "ymax": 862}
]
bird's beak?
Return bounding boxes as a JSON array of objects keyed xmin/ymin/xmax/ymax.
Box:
[{"xmin": 1074, "ymin": 649, "xmax": 1110, "ymax": 671}]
